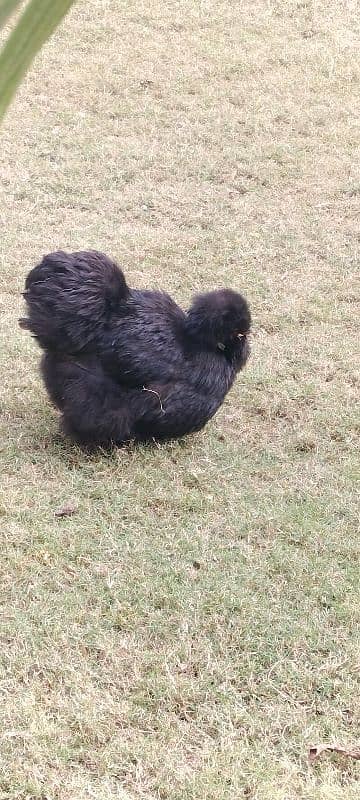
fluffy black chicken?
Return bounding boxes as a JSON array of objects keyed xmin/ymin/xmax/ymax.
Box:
[{"xmin": 20, "ymin": 250, "xmax": 251, "ymax": 447}]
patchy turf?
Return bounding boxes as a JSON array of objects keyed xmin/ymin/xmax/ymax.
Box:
[{"xmin": 0, "ymin": 1, "xmax": 359, "ymax": 798}]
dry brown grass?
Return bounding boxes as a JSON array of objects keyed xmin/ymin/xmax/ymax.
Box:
[{"xmin": 0, "ymin": 1, "xmax": 359, "ymax": 798}]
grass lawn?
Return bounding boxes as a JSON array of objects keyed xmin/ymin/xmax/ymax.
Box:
[{"xmin": 0, "ymin": 1, "xmax": 359, "ymax": 797}]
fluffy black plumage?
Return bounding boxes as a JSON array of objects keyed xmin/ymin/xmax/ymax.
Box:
[{"xmin": 20, "ymin": 250, "xmax": 251, "ymax": 447}]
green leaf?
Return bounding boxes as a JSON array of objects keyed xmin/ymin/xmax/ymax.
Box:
[
  {"xmin": 0, "ymin": 0, "xmax": 22, "ymax": 30},
  {"xmin": 0, "ymin": 0, "xmax": 76, "ymax": 121}
]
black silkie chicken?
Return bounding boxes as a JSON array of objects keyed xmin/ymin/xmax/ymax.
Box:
[{"xmin": 20, "ymin": 250, "xmax": 251, "ymax": 447}]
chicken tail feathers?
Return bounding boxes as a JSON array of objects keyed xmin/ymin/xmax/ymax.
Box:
[{"xmin": 20, "ymin": 250, "xmax": 129, "ymax": 353}]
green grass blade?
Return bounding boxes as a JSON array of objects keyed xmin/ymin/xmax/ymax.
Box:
[
  {"xmin": 0, "ymin": 0, "xmax": 22, "ymax": 29},
  {"xmin": 0, "ymin": 0, "xmax": 76, "ymax": 121}
]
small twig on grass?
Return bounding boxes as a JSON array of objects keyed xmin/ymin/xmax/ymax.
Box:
[{"xmin": 309, "ymin": 744, "xmax": 360, "ymax": 764}]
